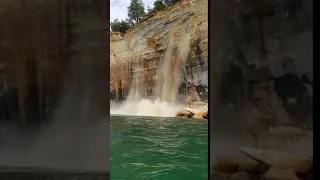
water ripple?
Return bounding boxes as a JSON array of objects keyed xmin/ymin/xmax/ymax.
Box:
[{"xmin": 110, "ymin": 116, "xmax": 208, "ymax": 180}]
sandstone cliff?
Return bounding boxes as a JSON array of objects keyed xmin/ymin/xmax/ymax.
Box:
[
  {"xmin": 0, "ymin": 0, "xmax": 109, "ymax": 126},
  {"xmin": 0, "ymin": 0, "xmax": 68, "ymax": 126},
  {"xmin": 110, "ymin": 0, "xmax": 208, "ymax": 100}
]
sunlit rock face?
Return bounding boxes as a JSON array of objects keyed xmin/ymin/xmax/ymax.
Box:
[
  {"xmin": 111, "ymin": 0, "xmax": 208, "ymax": 63},
  {"xmin": 110, "ymin": 0, "xmax": 208, "ymax": 102}
]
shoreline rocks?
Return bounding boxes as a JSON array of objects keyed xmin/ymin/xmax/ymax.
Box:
[
  {"xmin": 175, "ymin": 111, "xmax": 192, "ymax": 118},
  {"xmin": 175, "ymin": 108, "xmax": 208, "ymax": 120},
  {"xmin": 240, "ymin": 147, "xmax": 313, "ymax": 174},
  {"xmin": 211, "ymin": 146, "xmax": 313, "ymax": 180}
]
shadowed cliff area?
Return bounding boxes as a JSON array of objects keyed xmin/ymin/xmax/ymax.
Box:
[
  {"xmin": 0, "ymin": 0, "xmax": 109, "ymax": 173},
  {"xmin": 210, "ymin": 0, "xmax": 313, "ymax": 179}
]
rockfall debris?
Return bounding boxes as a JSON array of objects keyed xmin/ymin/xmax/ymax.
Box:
[{"xmin": 175, "ymin": 102, "xmax": 208, "ymax": 120}]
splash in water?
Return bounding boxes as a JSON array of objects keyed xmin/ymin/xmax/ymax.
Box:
[{"xmin": 110, "ymin": 99, "xmax": 185, "ymax": 117}]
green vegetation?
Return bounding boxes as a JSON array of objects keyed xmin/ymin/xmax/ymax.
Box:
[
  {"xmin": 128, "ymin": 0, "xmax": 146, "ymax": 23},
  {"xmin": 110, "ymin": 19, "xmax": 133, "ymax": 34},
  {"xmin": 110, "ymin": 0, "xmax": 179, "ymax": 34},
  {"xmin": 146, "ymin": 0, "xmax": 166, "ymax": 14}
]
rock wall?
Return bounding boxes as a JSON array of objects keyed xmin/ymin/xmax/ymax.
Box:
[
  {"xmin": 60, "ymin": 0, "xmax": 109, "ymax": 123},
  {"xmin": 0, "ymin": 0, "xmax": 109, "ymax": 126},
  {"xmin": 214, "ymin": 0, "xmax": 313, "ymax": 127},
  {"xmin": 110, "ymin": 0, "xmax": 208, "ymax": 101},
  {"xmin": 0, "ymin": 0, "xmax": 68, "ymax": 126},
  {"xmin": 0, "ymin": 0, "xmax": 110, "ymax": 172},
  {"xmin": 215, "ymin": 0, "xmax": 313, "ymax": 77},
  {"xmin": 210, "ymin": 0, "xmax": 313, "ymax": 171}
]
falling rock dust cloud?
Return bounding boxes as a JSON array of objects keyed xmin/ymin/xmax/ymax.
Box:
[
  {"xmin": 0, "ymin": 40, "xmax": 110, "ymax": 173},
  {"xmin": 111, "ymin": 28, "xmax": 192, "ymax": 117}
]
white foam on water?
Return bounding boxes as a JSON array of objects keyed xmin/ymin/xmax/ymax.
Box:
[{"xmin": 110, "ymin": 99, "xmax": 184, "ymax": 117}]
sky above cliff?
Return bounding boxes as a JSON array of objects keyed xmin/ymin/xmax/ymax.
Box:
[{"xmin": 110, "ymin": 0, "xmax": 155, "ymax": 21}]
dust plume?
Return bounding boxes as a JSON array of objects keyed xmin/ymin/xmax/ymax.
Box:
[{"xmin": 111, "ymin": 28, "xmax": 191, "ymax": 117}]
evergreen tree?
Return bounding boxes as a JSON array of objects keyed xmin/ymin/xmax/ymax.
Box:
[
  {"xmin": 146, "ymin": 0, "xmax": 177, "ymax": 15},
  {"xmin": 127, "ymin": 0, "xmax": 145, "ymax": 23},
  {"xmin": 153, "ymin": 0, "xmax": 166, "ymax": 11},
  {"xmin": 110, "ymin": 19, "xmax": 131, "ymax": 34},
  {"xmin": 110, "ymin": 19, "xmax": 121, "ymax": 32}
]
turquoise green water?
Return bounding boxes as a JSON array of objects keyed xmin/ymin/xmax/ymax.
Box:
[{"xmin": 110, "ymin": 115, "xmax": 208, "ymax": 180}]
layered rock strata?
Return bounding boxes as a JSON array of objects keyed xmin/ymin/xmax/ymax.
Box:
[{"xmin": 110, "ymin": 0, "xmax": 208, "ymax": 101}]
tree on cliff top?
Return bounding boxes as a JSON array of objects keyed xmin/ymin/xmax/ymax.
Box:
[
  {"xmin": 128, "ymin": 0, "xmax": 145, "ymax": 23},
  {"xmin": 146, "ymin": 0, "xmax": 166, "ymax": 16},
  {"xmin": 111, "ymin": 0, "xmax": 179, "ymax": 33},
  {"xmin": 110, "ymin": 19, "xmax": 132, "ymax": 34},
  {"xmin": 146, "ymin": 0, "xmax": 178, "ymax": 15},
  {"xmin": 152, "ymin": 0, "xmax": 166, "ymax": 12}
]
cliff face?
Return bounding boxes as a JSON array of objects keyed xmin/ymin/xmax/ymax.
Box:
[
  {"xmin": 110, "ymin": 0, "xmax": 208, "ymax": 100},
  {"xmin": 212, "ymin": 0, "xmax": 313, "ymax": 127},
  {"xmin": 209, "ymin": 1, "xmax": 313, "ymax": 169},
  {"xmin": 0, "ymin": 0, "xmax": 109, "ymax": 126},
  {"xmin": 59, "ymin": 0, "xmax": 109, "ymax": 123},
  {"xmin": 0, "ymin": 0, "xmax": 68, "ymax": 126},
  {"xmin": 215, "ymin": 0, "xmax": 313, "ymax": 78}
]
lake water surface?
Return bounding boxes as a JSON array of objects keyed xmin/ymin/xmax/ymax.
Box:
[{"xmin": 110, "ymin": 115, "xmax": 208, "ymax": 180}]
